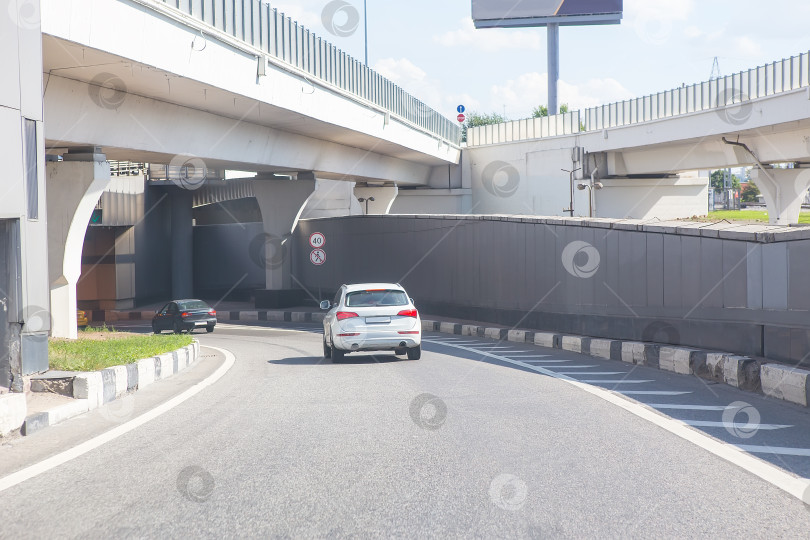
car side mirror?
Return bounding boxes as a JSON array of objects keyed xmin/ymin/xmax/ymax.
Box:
[
  {"xmin": 410, "ymin": 298, "xmax": 415, "ymax": 305},
  {"xmin": 319, "ymin": 300, "xmax": 331, "ymax": 310}
]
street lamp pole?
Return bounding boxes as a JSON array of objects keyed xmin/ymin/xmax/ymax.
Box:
[{"xmin": 561, "ymin": 167, "xmax": 581, "ymax": 217}]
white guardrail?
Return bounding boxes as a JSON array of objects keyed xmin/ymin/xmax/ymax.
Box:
[
  {"xmin": 468, "ymin": 52, "xmax": 810, "ymax": 147},
  {"xmin": 153, "ymin": 0, "xmax": 461, "ymax": 145}
]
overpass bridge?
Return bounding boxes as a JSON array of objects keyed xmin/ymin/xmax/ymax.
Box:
[
  {"xmin": 39, "ymin": 0, "xmax": 464, "ymax": 340},
  {"xmin": 465, "ymin": 52, "xmax": 810, "ymax": 225}
]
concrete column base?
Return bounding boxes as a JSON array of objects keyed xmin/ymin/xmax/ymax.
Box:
[
  {"xmin": 252, "ymin": 175, "xmax": 317, "ymax": 291},
  {"xmin": 749, "ymin": 167, "xmax": 810, "ymax": 225},
  {"xmin": 47, "ymin": 150, "xmax": 111, "ymax": 339}
]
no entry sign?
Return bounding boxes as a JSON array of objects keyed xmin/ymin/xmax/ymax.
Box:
[
  {"xmin": 310, "ymin": 249, "xmax": 326, "ymax": 265},
  {"xmin": 309, "ymin": 232, "xmax": 325, "ymax": 248},
  {"xmin": 457, "ymin": 113, "xmax": 466, "ymax": 123}
]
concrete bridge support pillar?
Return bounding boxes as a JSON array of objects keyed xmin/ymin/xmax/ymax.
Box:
[
  {"xmin": 353, "ymin": 185, "xmax": 399, "ymax": 214},
  {"xmin": 749, "ymin": 167, "xmax": 810, "ymax": 225},
  {"xmin": 169, "ymin": 188, "xmax": 193, "ymax": 299},
  {"xmin": 47, "ymin": 148, "xmax": 111, "ymax": 339},
  {"xmin": 252, "ymin": 175, "xmax": 316, "ymax": 308}
]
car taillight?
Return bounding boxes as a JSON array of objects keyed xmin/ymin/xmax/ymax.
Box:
[
  {"xmin": 398, "ymin": 331, "xmax": 419, "ymax": 335},
  {"xmin": 397, "ymin": 309, "xmax": 418, "ymax": 318},
  {"xmin": 181, "ymin": 312, "xmax": 190, "ymax": 318},
  {"xmin": 336, "ymin": 311, "xmax": 359, "ymax": 321},
  {"xmin": 338, "ymin": 333, "xmax": 360, "ymax": 337},
  {"xmin": 208, "ymin": 310, "xmax": 216, "ymax": 316}
]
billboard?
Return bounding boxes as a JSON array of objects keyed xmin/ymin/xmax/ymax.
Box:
[{"xmin": 472, "ymin": 0, "xmax": 623, "ymax": 28}]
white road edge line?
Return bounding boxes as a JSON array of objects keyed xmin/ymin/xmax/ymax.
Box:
[
  {"xmin": 425, "ymin": 339, "xmax": 810, "ymax": 504},
  {"xmin": 0, "ymin": 345, "xmax": 236, "ymax": 494}
]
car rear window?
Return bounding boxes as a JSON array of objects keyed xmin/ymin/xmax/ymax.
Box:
[
  {"xmin": 178, "ymin": 300, "xmax": 210, "ymax": 310},
  {"xmin": 345, "ymin": 290, "xmax": 408, "ymax": 307}
]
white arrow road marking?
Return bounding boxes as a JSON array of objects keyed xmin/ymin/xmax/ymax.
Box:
[
  {"xmin": 425, "ymin": 338, "xmax": 810, "ymax": 505},
  {"xmin": 684, "ymin": 421, "xmax": 793, "ymax": 430},
  {"xmin": 0, "ymin": 346, "xmax": 236, "ymax": 494},
  {"xmin": 649, "ymin": 404, "xmax": 729, "ymax": 411},
  {"xmin": 554, "ymin": 371, "xmax": 627, "ymax": 376},
  {"xmin": 736, "ymin": 446, "xmax": 810, "ymax": 457},
  {"xmin": 577, "ymin": 380, "xmax": 654, "ymax": 384}
]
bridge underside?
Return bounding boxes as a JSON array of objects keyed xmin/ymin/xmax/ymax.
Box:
[{"xmin": 42, "ymin": 34, "xmax": 454, "ymax": 185}]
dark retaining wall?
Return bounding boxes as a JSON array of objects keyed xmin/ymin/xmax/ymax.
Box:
[{"xmin": 291, "ymin": 215, "xmax": 810, "ymax": 367}]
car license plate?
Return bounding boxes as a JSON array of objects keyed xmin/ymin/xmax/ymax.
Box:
[
  {"xmin": 195, "ymin": 321, "xmax": 207, "ymax": 326},
  {"xmin": 365, "ymin": 316, "xmax": 390, "ymax": 324}
]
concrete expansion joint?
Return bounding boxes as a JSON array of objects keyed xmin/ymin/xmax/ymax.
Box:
[
  {"xmin": 0, "ymin": 341, "xmax": 202, "ymax": 438},
  {"xmin": 419, "ymin": 317, "xmax": 810, "ymax": 409}
]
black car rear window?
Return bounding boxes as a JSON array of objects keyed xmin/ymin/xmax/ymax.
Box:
[
  {"xmin": 178, "ymin": 300, "xmax": 210, "ymax": 310},
  {"xmin": 345, "ymin": 290, "xmax": 407, "ymax": 307}
]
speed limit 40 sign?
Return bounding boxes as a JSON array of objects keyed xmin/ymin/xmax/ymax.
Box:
[{"xmin": 309, "ymin": 232, "xmax": 325, "ymax": 248}]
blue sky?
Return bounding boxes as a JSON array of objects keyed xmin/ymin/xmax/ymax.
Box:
[{"xmin": 273, "ymin": 0, "xmax": 810, "ymax": 121}]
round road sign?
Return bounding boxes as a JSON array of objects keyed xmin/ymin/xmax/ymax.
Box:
[
  {"xmin": 310, "ymin": 249, "xmax": 326, "ymax": 265},
  {"xmin": 457, "ymin": 113, "xmax": 466, "ymax": 123},
  {"xmin": 309, "ymin": 232, "xmax": 325, "ymax": 248},
  {"xmin": 457, "ymin": 105, "xmax": 465, "ymax": 114}
]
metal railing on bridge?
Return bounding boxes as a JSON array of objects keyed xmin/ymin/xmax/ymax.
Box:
[
  {"xmin": 468, "ymin": 51, "xmax": 810, "ymax": 147},
  {"xmin": 152, "ymin": 0, "xmax": 461, "ymax": 146}
]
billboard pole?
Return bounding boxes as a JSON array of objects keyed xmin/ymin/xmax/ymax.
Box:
[{"xmin": 547, "ymin": 22, "xmax": 559, "ymax": 115}]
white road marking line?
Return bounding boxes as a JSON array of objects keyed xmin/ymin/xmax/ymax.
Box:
[
  {"xmin": 519, "ymin": 359, "xmax": 572, "ymax": 363},
  {"xmin": 577, "ymin": 380, "xmax": 653, "ymax": 384},
  {"xmin": 472, "ymin": 346, "xmax": 516, "ymax": 350},
  {"xmin": 684, "ymin": 421, "xmax": 793, "ymax": 430},
  {"xmin": 619, "ymin": 391, "xmax": 692, "ymax": 396},
  {"xmin": 536, "ymin": 365, "xmax": 598, "ymax": 369},
  {"xmin": 502, "ymin": 355, "xmax": 550, "ymax": 358},
  {"xmin": 554, "ymin": 371, "xmax": 627, "ymax": 376},
  {"xmin": 425, "ymin": 339, "xmax": 810, "ymax": 504},
  {"xmin": 736, "ymin": 445, "xmax": 810, "ymax": 457},
  {"xmin": 648, "ymin": 404, "xmax": 729, "ymax": 411},
  {"xmin": 0, "ymin": 346, "xmax": 236, "ymax": 494}
]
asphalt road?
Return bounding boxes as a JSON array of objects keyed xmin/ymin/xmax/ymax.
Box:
[{"xmin": 2, "ymin": 321, "xmax": 810, "ymax": 538}]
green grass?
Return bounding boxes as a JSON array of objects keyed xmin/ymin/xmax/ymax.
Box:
[
  {"xmin": 706, "ymin": 210, "xmax": 810, "ymax": 223},
  {"xmin": 49, "ymin": 333, "xmax": 194, "ymax": 372}
]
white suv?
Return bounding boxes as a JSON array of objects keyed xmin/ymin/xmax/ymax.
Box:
[{"xmin": 320, "ymin": 283, "xmax": 422, "ymax": 361}]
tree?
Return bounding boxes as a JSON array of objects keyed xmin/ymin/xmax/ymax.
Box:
[
  {"xmin": 532, "ymin": 103, "xmax": 569, "ymax": 118},
  {"xmin": 741, "ymin": 182, "xmax": 761, "ymax": 202},
  {"xmin": 462, "ymin": 111, "xmax": 508, "ymax": 143},
  {"xmin": 710, "ymin": 170, "xmax": 741, "ymax": 191}
]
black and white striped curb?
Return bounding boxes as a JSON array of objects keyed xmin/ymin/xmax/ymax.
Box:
[
  {"xmin": 422, "ymin": 320, "xmax": 810, "ymax": 409},
  {"xmin": 96, "ymin": 310, "xmax": 325, "ymax": 324},
  {"xmin": 20, "ymin": 341, "xmax": 200, "ymax": 436}
]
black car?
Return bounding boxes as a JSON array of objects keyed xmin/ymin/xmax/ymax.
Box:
[{"xmin": 152, "ymin": 299, "xmax": 217, "ymax": 334}]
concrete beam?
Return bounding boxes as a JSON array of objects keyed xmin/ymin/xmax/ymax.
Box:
[{"xmin": 353, "ymin": 185, "xmax": 399, "ymax": 215}]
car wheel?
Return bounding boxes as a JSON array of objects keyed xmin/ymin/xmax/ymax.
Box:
[
  {"xmin": 407, "ymin": 345, "xmax": 421, "ymax": 360},
  {"xmin": 206, "ymin": 325, "xmax": 215, "ymax": 333},
  {"xmin": 173, "ymin": 322, "xmax": 183, "ymax": 334},
  {"xmin": 323, "ymin": 336, "xmax": 332, "ymax": 359},
  {"xmin": 152, "ymin": 323, "xmax": 160, "ymax": 335}
]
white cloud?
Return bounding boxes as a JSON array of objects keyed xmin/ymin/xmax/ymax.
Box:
[
  {"xmin": 624, "ymin": 0, "xmax": 695, "ymax": 46},
  {"xmin": 434, "ymin": 18, "xmax": 542, "ymax": 52},
  {"xmin": 734, "ymin": 36, "xmax": 763, "ymax": 59},
  {"xmin": 489, "ymin": 72, "xmax": 635, "ymax": 119}
]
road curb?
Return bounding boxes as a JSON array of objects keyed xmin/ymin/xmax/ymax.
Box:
[
  {"xmin": 18, "ymin": 340, "xmax": 200, "ymax": 437},
  {"xmin": 419, "ymin": 318, "xmax": 810, "ymax": 409}
]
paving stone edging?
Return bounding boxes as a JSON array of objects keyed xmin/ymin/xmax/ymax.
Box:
[
  {"xmin": 18, "ymin": 340, "xmax": 200, "ymax": 436},
  {"xmin": 422, "ymin": 320, "xmax": 810, "ymax": 409}
]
